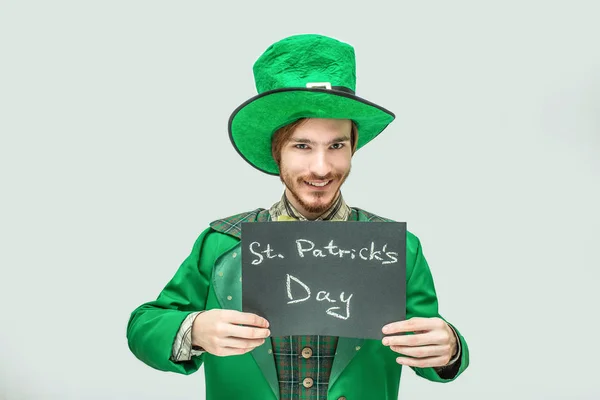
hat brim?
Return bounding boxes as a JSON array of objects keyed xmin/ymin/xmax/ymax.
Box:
[{"xmin": 228, "ymin": 88, "xmax": 395, "ymax": 175}]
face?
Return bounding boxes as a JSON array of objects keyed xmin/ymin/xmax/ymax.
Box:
[{"xmin": 279, "ymin": 118, "xmax": 353, "ymax": 219}]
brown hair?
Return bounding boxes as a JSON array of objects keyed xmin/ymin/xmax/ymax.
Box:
[{"xmin": 271, "ymin": 119, "xmax": 359, "ymax": 167}]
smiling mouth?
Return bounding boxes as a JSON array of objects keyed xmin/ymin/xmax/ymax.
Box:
[{"xmin": 304, "ymin": 180, "xmax": 331, "ymax": 188}]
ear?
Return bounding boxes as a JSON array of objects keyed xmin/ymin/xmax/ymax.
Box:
[{"xmin": 350, "ymin": 122, "xmax": 359, "ymax": 154}]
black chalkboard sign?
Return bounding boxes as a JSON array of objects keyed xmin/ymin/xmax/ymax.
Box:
[{"xmin": 241, "ymin": 221, "xmax": 406, "ymax": 339}]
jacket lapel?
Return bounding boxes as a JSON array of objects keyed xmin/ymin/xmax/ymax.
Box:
[
  {"xmin": 329, "ymin": 337, "xmax": 365, "ymax": 387},
  {"xmin": 251, "ymin": 341, "xmax": 279, "ymax": 400}
]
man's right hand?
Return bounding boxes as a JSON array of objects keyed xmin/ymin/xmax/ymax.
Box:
[{"xmin": 191, "ymin": 309, "xmax": 271, "ymax": 357}]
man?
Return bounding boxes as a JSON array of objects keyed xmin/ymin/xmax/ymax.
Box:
[{"xmin": 127, "ymin": 34, "xmax": 469, "ymax": 399}]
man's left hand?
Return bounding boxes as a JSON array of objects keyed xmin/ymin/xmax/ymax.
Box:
[{"xmin": 382, "ymin": 317, "xmax": 457, "ymax": 368}]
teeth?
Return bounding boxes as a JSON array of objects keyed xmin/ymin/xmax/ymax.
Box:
[{"xmin": 307, "ymin": 181, "xmax": 329, "ymax": 187}]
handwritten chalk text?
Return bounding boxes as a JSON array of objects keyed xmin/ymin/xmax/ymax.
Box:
[
  {"xmin": 286, "ymin": 274, "xmax": 353, "ymax": 320},
  {"xmin": 248, "ymin": 239, "xmax": 398, "ymax": 266}
]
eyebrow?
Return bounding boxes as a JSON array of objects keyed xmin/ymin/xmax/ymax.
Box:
[{"xmin": 289, "ymin": 136, "xmax": 351, "ymax": 145}]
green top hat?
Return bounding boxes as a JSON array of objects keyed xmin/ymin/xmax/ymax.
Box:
[{"xmin": 228, "ymin": 34, "xmax": 395, "ymax": 175}]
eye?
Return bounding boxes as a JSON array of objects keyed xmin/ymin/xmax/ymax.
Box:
[
  {"xmin": 330, "ymin": 143, "xmax": 345, "ymax": 150},
  {"xmin": 294, "ymin": 144, "xmax": 309, "ymax": 150}
]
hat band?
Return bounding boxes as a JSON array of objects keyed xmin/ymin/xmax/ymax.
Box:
[
  {"xmin": 331, "ymin": 86, "xmax": 355, "ymax": 95},
  {"xmin": 305, "ymin": 81, "xmax": 355, "ymax": 95}
]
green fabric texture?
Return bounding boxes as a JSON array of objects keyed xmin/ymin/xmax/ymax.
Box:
[
  {"xmin": 126, "ymin": 208, "xmax": 469, "ymax": 400},
  {"xmin": 228, "ymin": 34, "xmax": 396, "ymax": 175},
  {"xmin": 253, "ymin": 34, "xmax": 356, "ymax": 93}
]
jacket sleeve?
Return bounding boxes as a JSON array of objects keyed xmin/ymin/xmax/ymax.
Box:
[
  {"xmin": 405, "ymin": 233, "xmax": 470, "ymax": 382},
  {"xmin": 126, "ymin": 228, "xmax": 219, "ymax": 375}
]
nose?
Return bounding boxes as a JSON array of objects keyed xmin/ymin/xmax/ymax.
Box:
[{"xmin": 308, "ymin": 149, "xmax": 332, "ymax": 178}]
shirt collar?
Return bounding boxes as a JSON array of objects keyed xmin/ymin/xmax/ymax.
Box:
[{"xmin": 269, "ymin": 192, "xmax": 351, "ymax": 222}]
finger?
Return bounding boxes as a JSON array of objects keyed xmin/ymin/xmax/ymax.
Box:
[
  {"xmin": 382, "ymin": 331, "xmax": 443, "ymax": 347},
  {"xmin": 224, "ymin": 310, "xmax": 270, "ymax": 328},
  {"xmin": 382, "ymin": 317, "xmax": 442, "ymax": 335},
  {"xmin": 227, "ymin": 324, "xmax": 271, "ymax": 340},
  {"xmin": 389, "ymin": 344, "xmax": 447, "ymax": 359},
  {"xmin": 219, "ymin": 337, "xmax": 266, "ymax": 350},
  {"xmin": 395, "ymin": 355, "xmax": 449, "ymax": 368}
]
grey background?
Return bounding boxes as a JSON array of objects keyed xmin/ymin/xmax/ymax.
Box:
[{"xmin": 1, "ymin": 1, "xmax": 599, "ymax": 399}]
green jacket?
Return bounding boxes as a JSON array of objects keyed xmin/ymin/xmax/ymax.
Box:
[{"xmin": 127, "ymin": 208, "xmax": 469, "ymax": 399}]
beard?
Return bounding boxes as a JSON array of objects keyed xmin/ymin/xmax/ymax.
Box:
[{"xmin": 280, "ymin": 166, "xmax": 351, "ymax": 215}]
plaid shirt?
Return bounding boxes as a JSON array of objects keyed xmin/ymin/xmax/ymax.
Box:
[{"xmin": 269, "ymin": 194, "xmax": 351, "ymax": 399}]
